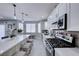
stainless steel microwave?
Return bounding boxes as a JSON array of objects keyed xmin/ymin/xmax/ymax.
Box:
[{"xmin": 57, "ymin": 14, "xmax": 67, "ymax": 30}]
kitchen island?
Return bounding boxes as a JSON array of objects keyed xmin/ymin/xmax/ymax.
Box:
[{"xmin": 0, "ymin": 35, "xmax": 28, "ymax": 56}]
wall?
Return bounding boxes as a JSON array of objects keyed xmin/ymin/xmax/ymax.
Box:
[{"xmin": 0, "ymin": 20, "xmax": 18, "ymax": 36}]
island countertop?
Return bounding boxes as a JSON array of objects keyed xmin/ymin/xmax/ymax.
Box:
[{"xmin": 0, "ymin": 35, "xmax": 27, "ymax": 55}]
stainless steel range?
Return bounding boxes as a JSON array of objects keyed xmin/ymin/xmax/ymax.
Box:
[{"xmin": 45, "ymin": 33, "xmax": 75, "ymax": 56}]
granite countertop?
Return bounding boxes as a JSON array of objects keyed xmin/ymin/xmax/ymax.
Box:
[
  {"xmin": 55, "ymin": 48, "xmax": 79, "ymax": 56},
  {"xmin": 0, "ymin": 35, "xmax": 27, "ymax": 55}
]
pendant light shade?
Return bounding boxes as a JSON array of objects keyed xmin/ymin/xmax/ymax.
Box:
[
  {"xmin": 21, "ymin": 12, "xmax": 24, "ymax": 23},
  {"xmin": 12, "ymin": 4, "xmax": 16, "ymax": 19}
]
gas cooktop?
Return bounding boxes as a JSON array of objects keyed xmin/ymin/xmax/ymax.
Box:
[{"xmin": 46, "ymin": 37, "xmax": 75, "ymax": 48}]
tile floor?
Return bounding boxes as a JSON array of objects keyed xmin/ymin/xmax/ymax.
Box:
[{"xmin": 29, "ymin": 38, "xmax": 47, "ymax": 56}]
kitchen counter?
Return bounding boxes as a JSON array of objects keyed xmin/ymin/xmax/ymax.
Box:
[
  {"xmin": 0, "ymin": 35, "xmax": 27, "ymax": 55},
  {"xmin": 42, "ymin": 34, "xmax": 79, "ymax": 56},
  {"xmin": 55, "ymin": 48, "xmax": 79, "ymax": 56},
  {"xmin": 42, "ymin": 34, "xmax": 55, "ymax": 40},
  {"xmin": 42, "ymin": 34, "xmax": 55, "ymax": 48},
  {"xmin": 44, "ymin": 35, "xmax": 54, "ymax": 39}
]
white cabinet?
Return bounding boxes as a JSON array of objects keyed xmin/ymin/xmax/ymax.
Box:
[
  {"xmin": 50, "ymin": 5, "xmax": 59, "ymax": 22},
  {"xmin": 52, "ymin": 7, "xmax": 59, "ymax": 29},
  {"xmin": 58, "ymin": 3, "xmax": 67, "ymax": 17},
  {"xmin": 1, "ymin": 46, "xmax": 16, "ymax": 56},
  {"xmin": 67, "ymin": 4, "xmax": 79, "ymax": 31},
  {"xmin": 48, "ymin": 3, "xmax": 79, "ymax": 31},
  {"xmin": 0, "ymin": 35, "xmax": 27, "ymax": 56},
  {"xmin": 1, "ymin": 44, "xmax": 21, "ymax": 56},
  {"xmin": 47, "ymin": 7, "xmax": 59, "ymax": 30},
  {"xmin": 47, "ymin": 3, "xmax": 67, "ymax": 30},
  {"xmin": 52, "ymin": 3, "xmax": 67, "ymax": 21}
]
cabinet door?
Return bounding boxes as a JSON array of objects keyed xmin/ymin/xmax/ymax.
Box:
[
  {"xmin": 68, "ymin": 4, "xmax": 79, "ymax": 31},
  {"xmin": 50, "ymin": 7, "xmax": 59, "ymax": 29},
  {"xmin": 47, "ymin": 11, "xmax": 55, "ymax": 30},
  {"xmin": 53, "ymin": 7, "xmax": 59, "ymax": 22},
  {"xmin": 47, "ymin": 4, "xmax": 59, "ymax": 30},
  {"xmin": 1, "ymin": 46, "xmax": 16, "ymax": 56},
  {"xmin": 47, "ymin": 17, "xmax": 54, "ymax": 30},
  {"xmin": 58, "ymin": 3, "xmax": 67, "ymax": 17}
]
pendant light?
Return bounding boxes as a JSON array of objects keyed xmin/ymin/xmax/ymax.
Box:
[
  {"xmin": 21, "ymin": 12, "xmax": 24, "ymax": 23},
  {"xmin": 12, "ymin": 3, "xmax": 16, "ymax": 19},
  {"xmin": 21, "ymin": 12, "xmax": 29, "ymax": 23}
]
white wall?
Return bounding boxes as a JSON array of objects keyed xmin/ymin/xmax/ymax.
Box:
[{"xmin": 0, "ymin": 20, "xmax": 18, "ymax": 36}]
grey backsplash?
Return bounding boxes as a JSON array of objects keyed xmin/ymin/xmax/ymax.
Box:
[
  {"xmin": 51, "ymin": 29, "xmax": 79, "ymax": 47},
  {"xmin": 65, "ymin": 31, "xmax": 79, "ymax": 47}
]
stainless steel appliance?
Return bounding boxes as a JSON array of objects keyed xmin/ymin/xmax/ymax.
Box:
[
  {"xmin": 57, "ymin": 14, "xmax": 67, "ymax": 30},
  {"xmin": 42, "ymin": 30, "xmax": 49, "ymax": 35},
  {"xmin": 45, "ymin": 33, "xmax": 75, "ymax": 56}
]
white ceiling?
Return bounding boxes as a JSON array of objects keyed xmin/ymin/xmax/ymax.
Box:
[{"xmin": 0, "ymin": 3, "xmax": 58, "ymax": 21}]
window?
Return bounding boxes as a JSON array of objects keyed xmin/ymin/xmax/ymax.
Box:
[
  {"xmin": 0, "ymin": 24, "xmax": 5, "ymax": 40},
  {"xmin": 45, "ymin": 21, "xmax": 47, "ymax": 29},
  {"xmin": 26, "ymin": 24, "xmax": 36, "ymax": 33},
  {"xmin": 38, "ymin": 23, "xmax": 41, "ymax": 33}
]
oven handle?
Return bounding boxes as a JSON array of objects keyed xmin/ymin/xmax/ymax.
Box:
[{"xmin": 53, "ymin": 47, "xmax": 55, "ymax": 56}]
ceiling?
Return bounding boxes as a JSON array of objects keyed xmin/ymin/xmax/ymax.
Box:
[{"xmin": 0, "ymin": 3, "xmax": 58, "ymax": 21}]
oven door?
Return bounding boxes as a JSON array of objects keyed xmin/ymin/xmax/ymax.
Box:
[
  {"xmin": 45, "ymin": 41, "xmax": 55, "ymax": 56},
  {"xmin": 45, "ymin": 46, "xmax": 55, "ymax": 56}
]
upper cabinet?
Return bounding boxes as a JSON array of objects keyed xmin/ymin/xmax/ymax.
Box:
[
  {"xmin": 48, "ymin": 3, "xmax": 79, "ymax": 31},
  {"xmin": 58, "ymin": 3, "xmax": 67, "ymax": 17},
  {"xmin": 47, "ymin": 7, "xmax": 59, "ymax": 30},
  {"xmin": 67, "ymin": 4, "xmax": 79, "ymax": 31},
  {"xmin": 47, "ymin": 3, "xmax": 67, "ymax": 30},
  {"xmin": 52, "ymin": 7, "xmax": 59, "ymax": 22}
]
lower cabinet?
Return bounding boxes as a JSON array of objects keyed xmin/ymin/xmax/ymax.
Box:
[
  {"xmin": 1, "ymin": 43, "xmax": 21, "ymax": 56},
  {"xmin": 15, "ymin": 43, "xmax": 21, "ymax": 52},
  {"xmin": 55, "ymin": 51, "xmax": 60, "ymax": 56},
  {"xmin": 1, "ymin": 46, "xmax": 16, "ymax": 56}
]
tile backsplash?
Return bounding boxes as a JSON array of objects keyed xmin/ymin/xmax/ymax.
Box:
[
  {"xmin": 52, "ymin": 30, "xmax": 79, "ymax": 47},
  {"xmin": 65, "ymin": 31, "xmax": 79, "ymax": 47}
]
